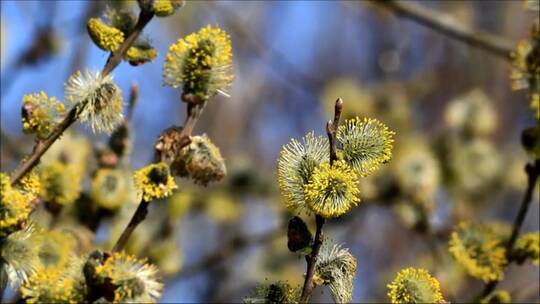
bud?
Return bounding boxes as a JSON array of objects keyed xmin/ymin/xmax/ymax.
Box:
[
  {"xmin": 109, "ymin": 123, "xmax": 131, "ymax": 159},
  {"xmin": 287, "ymin": 216, "xmax": 313, "ymax": 254},
  {"xmin": 521, "ymin": 126, "xmax": 540, "ymax": 158},
  {"xmin": 315, "ymin": 242, "xmax": 357, "ymax": 303},
  {"xmin": 125, "ymin": 41, "xmax": 158, "ymax": 66},
  {"xmin": 171, "ymin": 134, "xmax": 227, "ymax": 186}
]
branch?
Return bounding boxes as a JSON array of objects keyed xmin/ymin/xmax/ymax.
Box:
[
  {"xmin": 9, "ymin": 8, "xmax": 155, "ymax": 185},
  {"xmin": 300, "ymin": 98, "xmax": 343, "ymax": 302},
  {"xmin": 112, "ymin": 200, "xmax": 150, "ymax": 252},
  {"xmin": 373, "ymin": 0, "xmax": 515, "ymax": 60},
  {"xmin": 102, "ymin": 9, "xmax": 154, "ymax": 77},
  {"xmin": 479, "ymin": 159, "xmax": 540, "ymax": 298},
  {"xmin": 506, "ymin": 160, "xmax": 540, "ymax": 256},
  {"xmin": 300, "ymin": 215, "xmax": 325, "ymax": 302}
]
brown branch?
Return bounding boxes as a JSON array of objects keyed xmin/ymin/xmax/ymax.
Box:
[
  {"xmin": 373, "ymin": 0, "xmax": 515, "ymax": 60},
  {"xmin": 479, "ymin": 159, "xmax": 540, "ymax": 298},
  {"xmin": 112, "ymin": 200, "xmax": 150, "ymax": 252},
  {"xmin": 180, "ymin": 101, "xmax": 206, "ymax": 139},
  {"xmin": 300, "ymin": 98, "xmax": 343, "ymax": 302},
  {"xmin": 9, "ymin": 8, "xmax": 155, "ymax": 185},
  {"xmin": 102, "ymin": 9, "xmax": 154, "ymax": 77},
  {"xmin": 9, "ymin": 108, "xmax": 79, "ymax": 185},
  {"xmin": 300, "ymin": 215, "xmax": 325, "ymax": 302}
]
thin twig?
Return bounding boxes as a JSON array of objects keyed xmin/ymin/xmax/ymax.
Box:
[
  {"xmin": 9, "ymin": 109, "xmax": 79, "ymax": 185},
  {"xmin": 300, "ymin": 215, "xmax": 325, "ymax": 302},
  {"xmin": 479, "ymin": 159, "xmax": 540, "ymax": 298},
  {"xmin": 373, "ymin": 0, "xmax": 515, "ymax": 60},
  {"xmin": 102, "ymin": 10, "xmax": 154, "ymax": 77},
  {"xmin": 505, "ymin": 160, "xmax": 540, "ymax": 252},
  {"xmin": 8, "ymin": 9, "xmax": 154, "ymax": 186},
  {"xmin": 112, "ymin": 200, "xmax": 150, "ymax": 252},
  {"xmin": 300, "ymin": 98, "xmax": 343, "ymax": 302}
]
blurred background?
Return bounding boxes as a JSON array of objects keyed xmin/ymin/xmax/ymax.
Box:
[{"xmin": 1, "ymin": 1, "xmax": 538, "ymax": 302}]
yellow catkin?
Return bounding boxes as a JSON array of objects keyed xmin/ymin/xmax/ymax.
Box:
[
  {"xmin": 20, "ymin": 268, "xmax": 82, "ymax": 303},
  {"xmin": 65, "ymin": 70, "xmax": 124, "ymax": 134},
  {"xmin": 91, "ymin": 168, "xmax": 130, "ymax": 210},
  {"xmin": 277, "ymin": 132, "xmax": 328, "ymax": 214},
  {"xmin": 387, "ymin": 267, "xmax": 445, "ymax": 304},
  {"xmin": 125, "ymin": 45, "xmax": 158, "ymax": 64},
  {"xmin": 94, "ymin": 251, "xmax": 163, "ymax": 302},
  {"xmin": 336, "ymin": 117, "xmax": 395, "ymax": 177},
  {"xmin": 449, "ymin": 222, "xmax": 508, "ymax": 283},
  {"xmin": 0, "ymin": 173, "xmax": 35, "ymax": 237},
  {"xmin": 87, "ymin": 18, "xmax": 124, "ymax": 52},
  {"xmin": 304, "ymin": 161, "xmax": 360, "ymax": 218},
  {"xmin": 515, "ymin": 232, "xmax": 540, "ymax": 265},
  {"xmin": 510, "ymin": 22, "xmax": 540, "ymax": 119},
  {"xmin": 133, "ymin": 163, "xmax": 177, "ymax": 201},
  {"xmin": 163, "ymin": 25, "xmax": 234, "ymax": 101},
  {"xmin": 21, "ymin": 91, "xmax": 66, "ymax": 139},
  {"xmin": 39, "ymin": 161, "xmax": 82, "ymax": 206},
  {"xmin": 153, "ymin": 0, "xmax": 184, "ymax": 17},
  {"xmin": 171, "ymin": 134, "xmax": 226, "ymax": 185}
]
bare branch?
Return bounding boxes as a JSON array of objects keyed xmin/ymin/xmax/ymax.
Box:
[{"xmin": 373, "ymin": 0, "xmax": 515, "ymax": 60}]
